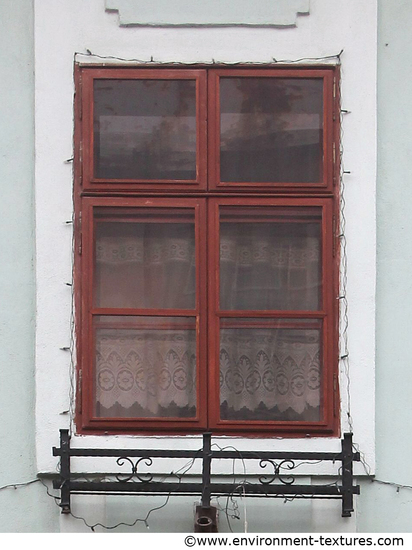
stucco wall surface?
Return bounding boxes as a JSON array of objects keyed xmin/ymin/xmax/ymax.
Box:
[
  {"xmin": 31, "ymin": 0, "xmax": 377, "ymax": 532},
  {"xmin": 356, "ymin": 0, "xmax": 412, "ymax": 532},
  {"xmin": 0, "ymin": 0, "xmax": 58, "ymax": 533},
  {"xmin": 105, "ymin": 0, "xmax": 310, "ymax": 26},
  {"xmin": 3, "ymin": 0, "xmax": 412, "ymax": 534}
]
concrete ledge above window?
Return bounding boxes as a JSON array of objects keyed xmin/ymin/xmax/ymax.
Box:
[{"xmin": 105, "ymin": 0, "xmax": 310, "ymax": 27}]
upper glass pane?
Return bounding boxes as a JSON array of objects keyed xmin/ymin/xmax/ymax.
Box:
[
  {"xmin": 219, "ymin": 206, "xmax": 322, "ymax": 311},
  {"xmin": 220, "ymin": 78, "xmax": 323, "ymax": 183},
  {"xmin": 94, "ymin": 79, "xmax": 197, "ymax": 180},
  {"xmin": 94, "ymin": 207, "xmax": 196, "ymax": 309}
]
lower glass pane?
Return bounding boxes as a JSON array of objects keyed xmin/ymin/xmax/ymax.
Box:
[
  {"xmin": 94, "ymin": 316, "xmax": 197, "ymax": 419},
  {"xmin": 219, "ymin": 320, "xmax": 321, "ymax": 422}
]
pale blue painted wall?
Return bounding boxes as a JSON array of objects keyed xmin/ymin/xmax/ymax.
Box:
[
  {"xmin": 0, "ymin": 0, "xmax": 58, "ymax": 532},
  {"xmin": 1, "ymin": 0, "xmax": 412, "ymax": 533},
  {"xmin": 357, "ymin": 0, "xmax": 412, "ymax": 531}
]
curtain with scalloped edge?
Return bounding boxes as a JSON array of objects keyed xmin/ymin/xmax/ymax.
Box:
[
  {"xmin": 219, "ymin": 327, "xmax": 321, "ymax": 422},
  {"xmin": 94, "ymin": 222, "xmax": 197, "ymax": 418},
  {"xmin": 95, "ymin": 327, "xmax": 197, "ymax": 418},
  {"xmin": 94, "ymin": 223, "xmax": 321, "ymax": 420},
  {"xmin": 219, "ymin": 223, "xmax": 322, "ymax": 421}
]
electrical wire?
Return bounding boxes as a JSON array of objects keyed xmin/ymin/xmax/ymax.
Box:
[
  {"xmin": 336, "ymin": 55, "xmax": 376, "ymax": 483},
  {"xmin": 56, "ymin": 48, "xmax": 374, "ymax": 532},
  {"xmin": 64, "ymin": 66, "xmax": 77, "ymax": 437},
  {"xmin": 272, "ymin": 49, "xmax": 344, "ymax": 64},
  {"xmin": 210, "ymin": 444, "xmax": 345, "ymax": 532},
  {"xmin": 336, "ymin": 53, "xmax": 355, "ymax": 436},
  {"xmin": 211, "ymin": 443, "xmax": 249, "ymax": 532},
  {"xmin": 56, "ymin": 449, "xmax": 203, "ymax": 531},
  {"xmin": 371, "ymin": 479, "xmax": 412, "ymax": 492},
  {"xmin": 4, "ymin": 449, "xmax": 399, "ymax": 534},
  {"xmin": 69, "ymin": 492, "xmax": 171, "ymax": 532},
  {"xmin": 0, "ymin": 479, "xmax": 41, "ymax": 492},
  {"xmin": 74, "ymin": 49, "xmax": 345, "ymax": 67}
]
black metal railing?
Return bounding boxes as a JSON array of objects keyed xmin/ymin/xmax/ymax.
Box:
[{"xmin": 53, "ymin": 430, "xmax": 360, "ymax": 517}]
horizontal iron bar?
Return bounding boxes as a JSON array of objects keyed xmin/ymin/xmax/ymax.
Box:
[
  {"xmin": 64, "ymin": 492, "xmax": 344, "ymax": 500},
  {"xmin": 66, "ymin": 481, "xmax": 360, "ymax": 496},
  {"xmin": 53, "ymin": 447, "xmax": 201, "ymax": 459},
  {"xmin": 210, "ymin": 451, "xmax": 351, "ymax": 461},
  {"xmin": 53, "ymin": 447, "xmax": 359, "ymax": 462}
]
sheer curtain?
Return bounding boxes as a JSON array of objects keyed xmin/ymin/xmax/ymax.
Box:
[
  {"xmin": 92, "ymin": 217, "xmax": 321, "ymax": 421},
  {"xmin": 220, "ymin": 222, "xmax": 321, "ymax": 311},
  {"xmin": 95, "ymin": 323, "xmax": 197, "ymax": 418},
  {"xmin": 219, "ymin": 327, "xmax": 321, "ymax": 421},
  {"xmin": 95, "ymin": 222, "xmax": 196, "ymax": 309},
  {"xmin": 94, "ymin": 221, "xmax": 197, "ymax": 418},
  {"xmin": 219, "ymin": 221, "xmax": 322, "ymax": 421}
]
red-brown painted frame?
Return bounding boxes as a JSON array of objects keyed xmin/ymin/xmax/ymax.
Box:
[
  {"xmin": 79, "ymin": 196, "xmax": 208, "ymax": 433},
  {"xmin": 75, "ymin": 65, "xmax": 340, "ymax": 436},
  {"xmin": 208, "ymin": 67, "xmax": 335, "ymax": 193},
  {"xmin": 81, "ymin": 67, "xmax": 208, "ymax": 193},
  {"xmin": 207, "ymin": 197, "xmax": 337, "ymax": 435}
]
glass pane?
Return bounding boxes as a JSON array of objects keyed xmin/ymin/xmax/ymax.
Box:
[
  {"xmin": 219, "ymin": 320, "xmax": 321, "ymax": 422},
  {"xmin": 94, "ymin": 208, "xmax": 196, "ymax": 309},
  {"xmin": 220, "ymin": 78, "xmax": 323, "ymax": 183},
  {"xmin": 95, "ymin": 316, "xmax": 197, "ymax": 418},
  {"xmin": 220, "ymin": 206, "xmax": 322, "ymax": 311},
  {"xmin": 94, "ymin": 79, "xmax": 197, "ymax": 180}
]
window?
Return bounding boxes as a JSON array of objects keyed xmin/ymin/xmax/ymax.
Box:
[{"xmin": 75, "ymin": 66, "xmax": 339, "ymax": 436}]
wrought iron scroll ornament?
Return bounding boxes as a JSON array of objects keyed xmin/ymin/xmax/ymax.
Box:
[
  {"xmin": 259, "ymin": 459, "xmax": 296, "ymax": 485},
  {"xmin": 115, "ymin": 457, "xmax": 153, "ymax": 483},
  {"xmin": 53, "ymin": 430, "xmax": 360, "ymax": 518}
]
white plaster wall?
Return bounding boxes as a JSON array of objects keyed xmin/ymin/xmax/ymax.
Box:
[
  {"xmin": 356, "ymin": 0, "xmax": 412, "ymax": 532},
  {"xmin": 34, "ymin": 0, "xmax": 377, "ymax": 527},
  {"xmin": 0, "ymin": 0, "xmax": 59, "ymax": 533},
  {"xmin": 105, "ymin": 0, "xmax": 310, "ymax": 26}
]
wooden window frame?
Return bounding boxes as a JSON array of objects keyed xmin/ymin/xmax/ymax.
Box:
[
  {"xmin": 207, "ymin": 197, "xmax": 337, "ymax": 435},
  {"xmin": 81, "ymin": 68, "xmax": 207, "ymax": 193},
  {"xmin": 75, "ymin": 65, "xmax": 340, "ymax": 437},
  {"xmin": 78, "ymin": 197, "xmax": 208, "ymax": 433},
  {"xmin": 207, "ymin": 68, "xmax": 335, "ymax": 193}
]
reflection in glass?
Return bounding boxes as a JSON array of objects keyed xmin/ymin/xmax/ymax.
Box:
[
  {"xmin": 94, "ymin": 79, "xmax": 197, "ymax": 180},
  {"xmin": 220, "ymin": 78, "xmax": 323, "ymax": 183},
  {"xmin": 220, "ymin": 207, "xmax": 322, "ymax": 311},
  {"xmin": 94, "ymin": 208, "xmax": 196, "ymax": 309},
  {"xmin": 219, "ymin": 322, "xmax": 321, "ymax": 421},
  {"xmin": 95, "ymin": 316, "xmax": 197, "ymax": 418}
]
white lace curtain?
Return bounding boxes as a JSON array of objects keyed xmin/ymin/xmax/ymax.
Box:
[
  {"xmin": 96, "ymin": 328, "xmax": 197, "ymax": 418},
  {"xmin": 219, "ymin": 224, "xmax": 321, "ymax": 311},
  {"xmin": 94, "ymin": 223, "xmax": 321, "ymax": 420},
  {"xmin": 95, "ymin": 223, "xmax": 197, "ymax": 418},
  {"xmin": 95, "ymin": 223, "xmax": 196, "ymax": 309},
  {"xmin": 218, "ymin": 224, "xmax": 321, "ymax": 421},
  {"xmin": 219, "ymin": 328, "xmax": 321, "ymax": 421}
]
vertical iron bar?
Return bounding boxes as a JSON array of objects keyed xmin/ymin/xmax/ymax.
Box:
[
  {"xmin": 341, "ymin": 432, "xmax": 354, "ymax": 517},
  {"xmin": 59, "ymin": 429, "xmax": 71, "ymax": 513},
  {"xmin": 201, "ymin": 432, "xmax": 212, "ymax": 508}
]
